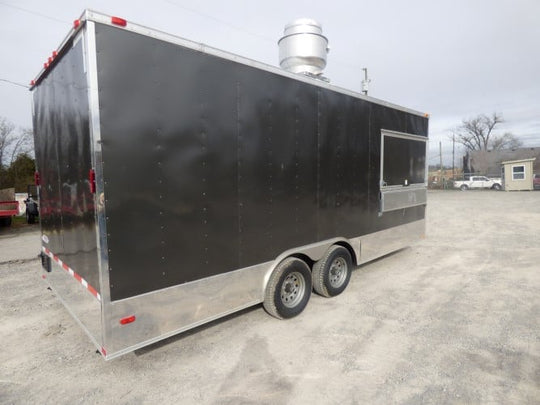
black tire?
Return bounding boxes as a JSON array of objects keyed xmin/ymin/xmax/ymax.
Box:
[
  {"xmin": 460, "ymin": 185, "xmax": 468, "ymax": 191},
  {"xmin": 492, "ymin": 184, "xmax": 502, "ymax": 191},
  {"xmin": 263, "ymin": 257, "xmax": 312, "ymax": 319},
  {"xmin": 313, "ymin": 245, "xmax": 353, "ymax": 297}
]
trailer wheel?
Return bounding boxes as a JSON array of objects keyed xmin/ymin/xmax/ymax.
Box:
[
  {"xmin": 313, "ymin": 245, "xmax": 352, "ymax": 298},
  {"xmin": 263, "ymin": 257, "xmax": 312, "ymax": 319}
]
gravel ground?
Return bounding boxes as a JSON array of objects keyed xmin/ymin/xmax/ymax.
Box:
[{"xmin": 0, "ymin": 190, "xmax": 539, "ymax": 404}]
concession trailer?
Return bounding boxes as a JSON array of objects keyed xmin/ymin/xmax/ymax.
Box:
[{"xmin": 30, "ymin": 10, "xmax": 429, "ymax": 359}]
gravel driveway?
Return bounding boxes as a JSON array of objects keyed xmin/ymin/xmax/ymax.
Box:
[{"xmin": 1, "ymin": 190, "xmax": 538, "ymax": 404}]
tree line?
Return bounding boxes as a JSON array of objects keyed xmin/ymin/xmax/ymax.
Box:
[{"xmin": 0, "ymin": 116, "xmax": 35, "ymax": 192}]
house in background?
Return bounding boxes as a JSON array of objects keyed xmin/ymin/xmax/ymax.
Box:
[
  {"xmin": 501, "ymin": 158, "xmax": 536, "ymax": 191},
  {"xmin": 469, "ymin": 147, "xmax": 540, "ymax": 177}
]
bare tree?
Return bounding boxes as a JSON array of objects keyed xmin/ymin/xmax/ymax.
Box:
[
  {"xmin": 0, "ymin": 117, "xmax": 34, "ymax": 168},
  {"xmin": 490, "ymin": 132, "xmax": 523, "ymax": 150},
  {"xmin": 8, "ymin": 128, "xmax": 33, "ymax": 165},
  {"xmin": 0, "ymin": 117, "xmax": 16, "ymax": 167},
  {"xmin": 454, "ymin": 112, "xmax": 522, "ymax": 151}
]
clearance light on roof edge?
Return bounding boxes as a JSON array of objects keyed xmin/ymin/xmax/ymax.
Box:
[
  {"xmin": 111, "ymin": 16, "xmax": 127, "ymax": 27},
  {"xmin": 31, "ymin": 18, "xmax": 83, "ymax": 87}
]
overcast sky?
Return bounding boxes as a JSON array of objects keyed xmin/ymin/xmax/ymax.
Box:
[{"xmin": 1, "ymin": 0, "xmax": 539, "ymax": 166}]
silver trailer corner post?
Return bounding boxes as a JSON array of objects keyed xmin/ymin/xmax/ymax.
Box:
[{"xmin": 31, "ymin": 10, "xmax": 428, "ymax": 359}]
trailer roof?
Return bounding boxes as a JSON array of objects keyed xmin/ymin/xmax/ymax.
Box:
[{"xmin": 30, "ymin": 9, "xmax": 428, "ymax": 118}]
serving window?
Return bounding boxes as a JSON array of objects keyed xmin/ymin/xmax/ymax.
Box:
[
  {"xmin": 381, "ymin": 130, "xmax": 427, "ymax": 188},
  {"xmin": 379, "ymin": 129, "xmax": 428, "ymax": 213}
]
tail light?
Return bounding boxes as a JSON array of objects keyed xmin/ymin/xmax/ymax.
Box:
[
  {"xmin": 34, "ymin": 171, "xmax": 41, "ymax": 186},
  {"xmin": 119, "ymin": 315, "xmax": 136, "ymax": 325},
  {"xmin": 89, "ymin": 169, "xmax": 96, "ymax": 194}
]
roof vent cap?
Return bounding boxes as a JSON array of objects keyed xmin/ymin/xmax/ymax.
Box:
[{"xmin": 278, "ymin": 18, "xmax": 329, "ymax": 78}]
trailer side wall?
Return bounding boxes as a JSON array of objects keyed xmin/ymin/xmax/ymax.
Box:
[
  {"xmin": 32, "ymin": 34, "xmax": 102, "ymax": 344},
  {"xmin": 94, "ymin": 23, "xmax": 427, "ymax": 301}
]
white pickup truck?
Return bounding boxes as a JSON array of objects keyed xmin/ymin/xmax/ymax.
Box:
[{"xmin": 454, "ymin": 176, "xmax": 502, "ymax": 191}]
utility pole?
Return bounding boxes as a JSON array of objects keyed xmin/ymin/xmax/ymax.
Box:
[
  {"xmin": 452, "ymin": 134, "xmax": 455, "ymax": 180},
  {"xmin": 439, "ymin": 141, "xmax": 443, "ymax": 189},
  {"xmin": 361, "ymin": 68, "xmax": 371, "ymax": 96}
]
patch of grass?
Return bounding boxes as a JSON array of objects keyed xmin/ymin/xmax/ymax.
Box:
[
  {"xmin": 12, "ymin": 215, "xmax": 26, "ymax": 225},
  {"xmin": 10, "ymin": 215, "xmax": 39, "ymax": 228}
]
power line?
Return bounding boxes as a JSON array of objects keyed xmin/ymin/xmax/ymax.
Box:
[
  {"xmin": 0, "ymin": 1, "xmax": 69, "ymax": 24},
  {"xmin": 162, "ymin": 0, "xmax": 275, "ymax": 43},
  {"xmin": 0, "ymin": 78, "xmax": 29, "ymax": 89}
]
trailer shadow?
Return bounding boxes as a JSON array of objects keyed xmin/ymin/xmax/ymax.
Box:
[{"xmin": 354, "ymin": 247, "xmax": 411, "ymax": 272}]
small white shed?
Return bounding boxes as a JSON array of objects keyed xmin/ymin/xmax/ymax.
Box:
[{"xmin": 501, "ymin": 158, "xmax": 536, "ymax": 191}]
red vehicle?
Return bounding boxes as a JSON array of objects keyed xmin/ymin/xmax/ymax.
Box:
[
  {"xmin": 0, "ymin": 201, "xmax": 19, "ymax": 227},
  {"xmin": 533, "ymin": 174, "xmax": 540, "ymax": 190}
]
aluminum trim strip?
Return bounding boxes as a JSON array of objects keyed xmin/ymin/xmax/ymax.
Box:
[
  {"xmin": 85, "ymin": 21, "xmax": 111, "ymax": 355},
  {"xmin": 356, "ymin": 219, "xmax": 425, "ymax": 265},
  {"xmin": 105, "ymin": 261, "xmax": 270, "ymax": 354},
  {"xmin": 103, "ymin": 299, "xmax": 261, "ymax": 360},
  {"xmin": 381, "ymin": 129, "xmax": 428, "ymax": 141},
  {"xmin": 380, "ymin": 188, "xmax": 427, "ymax": 212}
]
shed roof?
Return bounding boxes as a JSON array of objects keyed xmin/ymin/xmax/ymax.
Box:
[{"xmin": 501, "ymin": 157, "xmax": 536, "ymax": 165}]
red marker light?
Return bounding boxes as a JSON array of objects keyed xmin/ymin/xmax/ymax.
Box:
[
  {"xmin": 73, "ymin": 19, "xmax": 80, "ymax": 29},
  {"xmin": 30, "ymin": 80, "xmax": 36, "ymax": 86},
  {"xmin": 48, "ymin": 57, "xmax": 52, "ymax": 64},
  {"xmin": 119, "ymin": 315, "xmax": 136, "ymax": 325},
  {"xmin": 88, "ymin": 168, "xmax": 96, "ymax": 194},
  {"xmin": 111, "ymin": 16, "xmax": 127, "ymax": 27},
  {"xmin": 44, "ymin": 62, "xmax": 49, "ymax": 69},
  {"xmin": 52, "ymin": 51, "xmax": 58, "ymax": 58}
]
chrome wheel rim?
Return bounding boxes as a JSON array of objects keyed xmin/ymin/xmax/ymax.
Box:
[
  {"xmin": 329, "ymin": 257, "xmax": 347, "ymax": 288},
  {"xmin": 280, "ymin": 271, "xmax": 305, "ymax": 308}
]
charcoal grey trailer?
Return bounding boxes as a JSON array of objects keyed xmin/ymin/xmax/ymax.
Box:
[{"xmin": 31, "ymin": 10, "xmax": 428, "ymax": 360}]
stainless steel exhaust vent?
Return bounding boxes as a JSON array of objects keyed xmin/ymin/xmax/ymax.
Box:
[{"xmin": 278, "ymin": 18, "xmax": 329, "ymax": 77}]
